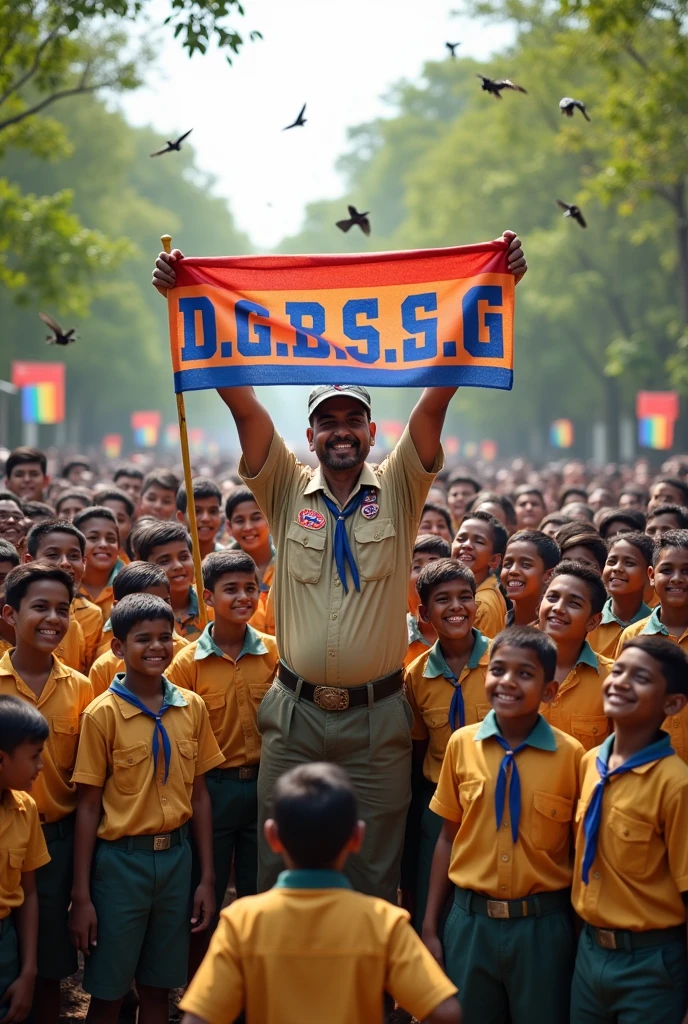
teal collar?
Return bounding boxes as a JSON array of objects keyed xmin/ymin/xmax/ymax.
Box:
[
  {"xmin": 597, "ymin": 731, "xmax": 673, "ymax": 767},
  {"xmin": 423, "ymin": 629, "xmax": 489, "ymax": 679},
  {"xmin": 274, "ymin": 869, "xmax": 352, "ymax": 890},
  {"xmin": 407, "ymin": 613, "xmax": 431, "ymax": 649},
  {"xmin": 107, "ymin": 558, "xmax": 125, "ymax": 588},
  {"xmin": 577, "ymin": 640, "xmax": 599, "ymax": 670},
  {"xmin": 102, "ymin": 617, "xmax": 112, "ymax": 635},
  {"xmin": 642, "ymin": 606, "xmax": 667, "ymax": 636},
  {"xmin": 194, "ymin": 621, "xmax": 268, "ymax": 661},
  {"xmin": 600, "ymin": 598, "xmax": 652, "ymax": 628},
  {"xmin": 475, "ymin": 710, "xmax": 557, "ymax": 752},
  {"xmin": 111, "ymin": 672, "xmax": 187, "ymax": 707}
]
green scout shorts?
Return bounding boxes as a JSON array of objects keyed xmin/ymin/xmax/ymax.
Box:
[
  {"xmin": 83, "ymin": 832, "xmax": 192, "ymax": 1001},
  {"xmin": 36, "ymin": 813, "xmax": 78, "ymax": 980},
  {"xmin": 192, "ymin": 768, "xmax": 258, "ymax": 914},
  {"xmin": 0, "ymin": 916, "xmax": 19, "ymax": 1019}
]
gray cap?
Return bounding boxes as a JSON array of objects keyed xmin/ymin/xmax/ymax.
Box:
[{"xmin": 307, "ymin": 385, "xmax": 372, "ymax": 418}]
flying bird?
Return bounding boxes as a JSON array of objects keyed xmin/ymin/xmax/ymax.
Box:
[
  {"xmin": 336, "ymin": 205, "xmax": 371, "ymax": 236},
  {"xmin": 446, "ymin": 41, "xmax": 461, "ymax": 57},
  {"xmin": 39, "ymin": 313, "xmax": 76, "ymax": 346},
  {"xmin": 149, "ymin": 129, "xmax": 193, "ymax": 157},
  {"xmin": 557, "ymin": 199, "xmax": 587, "ymax": 228},
  {"xmin": 283, "ymin": 103, "xmax": 307, "ymax": 130},
  {"xmin": 559, "ymin": 97, "xmax": 591, "ymax": 121},
  {"xmin": 476, "ymin": 74, "xmax": 528, "ymax": 97}
]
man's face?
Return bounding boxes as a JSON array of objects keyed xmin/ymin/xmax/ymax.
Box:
[
  {"xmin": 140, "ymin": 485, "xmax": 177, "ymax": 521},
  {"xmin": 115, "ymin": 474, "xmax": 143, "ymax": 502},
  {"xmin": 0, "ymin": 498, "xmax": 25, "ymax": 547},
  {"xmin": 514, "ymin": 492, "xmax": 546, "ymax": 529},
  {"xmin": 649, "ymin": 482, "xmax": 685, "ymax": 511},
  {"xmin": 646, "ymin": 512, "xmax": 682, "ymax": 541},
  {"xmin": 66, "ymin": 465, "xmax": 88, "ymax": 486},
  {"xmin": 6, "ymin": 461, "xmax": 47, "ymax": 502},
  {"xmin": 619, "ymin": 491, "xmax": 645, "ymax": 511},
  {"xmin": 307, "ymin": 397, "xmax": 375, "ymax": 473}
]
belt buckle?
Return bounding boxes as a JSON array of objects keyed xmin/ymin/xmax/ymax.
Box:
[
  {"xmin": 597, "ymin": 929, "xmax": 617, "ymax": 950},
  {"xmin": 313, "ymin": 686, "xmax": 350, "ymax": 711},
  {"xmin": 487, "ymin": 900, "xmax": 510, "ymax": 919},
  {"xmin": 153, "ymin": 834, "xmax": 171, "ymax": 851},
  {"xmin": 239, "ymin": 766, "xmax": 254, "ymax": 780}
]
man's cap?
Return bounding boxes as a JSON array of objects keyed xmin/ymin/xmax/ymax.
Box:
[{"xmin": 307, "ymin": 385, "xmax": 372, "ymax": 418}]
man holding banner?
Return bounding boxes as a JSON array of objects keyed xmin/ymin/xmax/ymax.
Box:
[{"xmin": 152, "ymin": 230, "xmax": 526, "ymax": 902}]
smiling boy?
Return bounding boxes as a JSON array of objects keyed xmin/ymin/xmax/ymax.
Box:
[
  {"xmin": 72, "ymin": 507, "xmax": 123, "ymax": 621},
  {"xmin": 588, "ymin": 532, "xmax": 653, "ymax": 658},
  {"xmin": 452, "ymin": 510, "xmax": 508, "ymax": 638},
  {"xmin": 0, "ymin": 541, "xmax": 19, "ymax": 658},
  {"xmin": 418, "ymin": 503, "xmax": 453, "ymax": 545},
  {"xmin": 139, "ymin": 470, "xmax": 180, "ymax": 522},
  {"xmin": 93, "ymin": 487, "xmax": 135, "ymax": 564},
  {"xmin": 406, "ymin": 535, "xmax": 452, "ymax": 667},
  {"xmin": 0, "ymin": 492, "xmax": 26, "ymax": 553},
  {"xmin": 4, "ymin": 449, "xmax": 48, "ymax": 505},
  {"xmin": 513, "ymin": 486, "xmax": 547, "ymax": 531},
  {"xmin": 225, "ymin": 488, "xmax": 274, "ymax": 633},
  {"xmin": 136, "ymin": 521, "xmax": 207, "ymax": 640},
  {"xmin": 177, "ymin": 479, "xmax": 224, "ymax": 561},
  {"xmin": 502, "ymin": 529, "xmax": 560, "ymax": 626}
]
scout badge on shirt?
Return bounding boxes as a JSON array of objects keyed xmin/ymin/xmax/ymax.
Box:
[
  {"xmin": 361, "ymin": 488, "xmax": 379, "ymax": 520},
  {"xmin": 298, "ymin": 508, "xmax": 326, "ymax": 530}
]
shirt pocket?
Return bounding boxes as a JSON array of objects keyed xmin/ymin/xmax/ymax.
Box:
[
  {"xmin": 112, "ymin": 742, "xmax": 149, "ymax": 795},
  {"xmin": 177, "ymin": 739, "xmax": 198, "ymax": 784},
  {"xmin": 458, "ymin": 778, "xmax": 484, "ymax": 815},
  {"xmin": 248, "ymin": 680, "xmax": 273, "ymax": 709},
  {"xmin": 421, "ymin": 709, "xmax": 451, "ymax": 761},
  {"xmin": 353, "ymin": 519, "xmax": 397, "ymax": 581},
  {"xmin": 2, "ymin": 849, "xmax": 24, "ymax": 896},
  {"xmin": 531, "ymin": 791, "xmax": 574, "ymax": 854},
  {"xmin": 51, "ymin": 716, "xmax": 80, "ymax": 771},
  {"xmin": 201, "ymin": 692, "xmax": 226, "ymax": 733},
  {"xmin": 607, "ymin": 807, "xmax": 653, "ymax": 877},
  {"xmin": 286, "ymin": 522, "xmax": 327, "ymax": 584},
  {"xmin": 570, "ymin": 714, "xmax": 610, "ymax": 751}
]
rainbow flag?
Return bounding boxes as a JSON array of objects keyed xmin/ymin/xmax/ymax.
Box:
[
  {"xmin": 102, "ymin": 434, "xmax": 122, "ymax": 459},
  {"xmin": 11, "ymin": 362, "xmax": 65, "ymax": 424},
  {"xmin": 165, "ymin": 241, "xmax": 515, "ymax": 392},
  {"xmin": 638, "ymin": 416, "xmax": 671, "ymax": 450},
  {"xmin": 21, "ymin": 383, "xmax": 58, "ymax": 424},
  {"xmin": 131, "ymin": 411, "xmax": 161, "ymax": 448},
  {"xmin": 636, "ymin": 392, "xmax": 678, "ymax": 450},
  {"xmin": 550, "ymin": 419, "xmax": 574, "ymax": 449}
]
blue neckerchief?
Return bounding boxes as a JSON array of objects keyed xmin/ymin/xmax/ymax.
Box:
[
  {"xmin": 320, "ymin": 490, "xmax": 366, "ymax": 593},
  {"xmin": 581, "ymin": 733, "xmax": 674, "ymax": 883},
  {"xmin": 108, "ymin": 680, "xmax": 176, "ymax": 783},
  {"xmin": 493, "ymin": 734, "xmax": 529, "ymax": 843},
  {"xmin": 448, "ymin": 679, "xmax": 465, "ymax": 732}
]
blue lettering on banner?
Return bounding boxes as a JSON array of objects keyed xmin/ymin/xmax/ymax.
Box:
[
  {"xmin": 236, "ymin": 299, "xmax": 272, "ymax": 357},
  {"xmin": 462, "ymin": 286, "xmax": 504, "ymax": 359},
  {"xmin": 285, "ymin": 301, "xmax": 330, "ymax": 359},
  {"xmin": 401, "ymin": 293, "xmax": 438, "ymax": 362},
  {"xmin": 342, "ymin": 298, "xmax": 381, "ymax": 364},
  {"xmin": 179, "ymin": 297, "xmax": 218, "ymax": 362}
]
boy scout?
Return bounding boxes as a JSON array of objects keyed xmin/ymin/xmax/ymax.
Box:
[
  {"xmin": 0, "ymin": 563, "xmax": 92, "ymax": 1023},
  {"xmin": 571, "ymin": 635, "xmax": 688, "ymax": 1024},
  {"xmin": 406, "ymin": 534, "xmax": 451, "ymax": 667},
  {"xmin": 423, "ymin": 626, "xmax": 583, "ymax": 1024},
  {"xmin": 225, "ymin": 487, "xmax": 275, "ymax": 633},
  {"xmin": 556, "ymin": 522, "xmax": 608, "ymax": 573},
  {"xmin": 644, "ymin": 506, "xmax": 688, "ymax": 608},
  {"xmin": 72, "ymin": 506, "xmax": 123, "ymax": 620},
  {"xmin": 501, "ymin": 529, "xmax": 560, "ymax": 626},
  {"xmin": 136, "ymin": 520, "xmax": 207, "ymax": 640},
  {"xmin": 139, "ymin": 469, "xmax": 180, "ymax": 522},
  {"xmin": 453, "ymin": 510, "xmax": 508, "ymax": 637},
  {"xmin": 4, "ymin": 448, "xmax": 48, "ymax": 505},
  {"xmin": 180, "ymin": 762, "xmax": 461, "ymax": 1024},
  {"xmin": 176, "ymin": 478, "xmax": 224, "ymax": 560},
  {"xmin": 93, "ymin": 486, "xmax": 135, "ymax": 564},
  {"xmin": 0, "ymin": 695, "xmax": 50, "ymax": 1022},
  {"xmin": 588, "ymin": 532, "xmax": 653, "ymax": 657},
  {"xmin": 69, "ymin": 593, "xmax": 223, "ymax": 1020},
  {"xmin": 538, "ymin": 561, "xmax": 614, "ymax": 750},
  {"xmin": 152, "ymin": 229, "xmax": 527, "ymax": 902},
  {"xmin": 0, "ymin": 541, "xmax": 19, "ymax": 657}
]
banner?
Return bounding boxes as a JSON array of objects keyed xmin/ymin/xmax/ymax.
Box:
[
  {"xmin": 166, "ymin": 242, "xmax": 515, "ymax": 392},
  {"xmin": 102, "ymin": 434, "xmax": 122, "ymax": 459},
  {"xmin": 131, "ymin": 411, "xmax": 161, "ymax": 448},
  {"xmin": 550, "ymin": 418, "xmax": 574, "ymax": 449},
  {"xmin": 11, "ymin": 362, "xmax": 65, "ymax": 424},
  {"xmin": 636, "ymin": 391, "xmax": 679, "ymax": 450}
]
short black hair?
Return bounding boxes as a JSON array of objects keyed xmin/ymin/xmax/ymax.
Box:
[
  {"xmin": 0, "ymin": 541, "xmax": 19, "ymax": 568},
  {"xmin": 646, "ymin": 504, "xmax": 688, "ymax": 529},
  {"xmin": 447, "ymin": 471, "xmax": 481, "ymax": 492},
  {"xmin": 467, "ymin": 490, "xmax": 516, "ymax": 530},
  {"xmin": 461, "ymin": 509, "xmax": 508, "ymax": 556},
  {"xmin": 0, "ymin": 695, "xmax": 49, "ymax": 753},
  {"xmin": 112, "ymin": 561, "xmax": 170, "ymax": 601},
  {"xmin": 607, "ymin": 530, "xmax": 654, "ymax": 567},
  {"xmin": 202, "ymin": 550, "xmax": 258, "ymax": 591},
  {"xmin": 0, "ymin": 490, "xmax": 24, "ymax": 511},
  {"xmin": 54, "ymin": 489, "xmax": 92, "ymax": 515},
  {"xmin": 651, "ymin": 476, "xmax": 688, "ymax": 504},
  {"xmin": 538, "ymin": 512, "xmax": 573, "ymax": 533},
  {"xmin": 72, "ymin": 506, "xmax": 119, "ymax": 536},
  {"xmin": 653, "ymin": 528, "xmax": 688, "ymax": 566},
  {"xmin": 5, "ymin": 447, "xmax": 47, "ymax": 477},
  {"xmin": 271, "ymin": 763, "xmax": 358, "ymax": 869},
  {"xmin": 413, "ymin": 534, "xmax": 451, "ymax": 559},
  {"xmin": 136, "ymin": 520, "xmax": 191, "ymax": 562},
  {"xmin": 127, "ymin": 516, "xmax": 159, "ymax": 558},
  {"xmin": 3, "ymin": 563, "xmax": 73, "ymax": 610},
  {"xmin": 513, "ymin": 485, "xmax": 546, "ymax": 506},
  {"xmin": 113, "ymin": 465, "xmax": 144, "ymax": 484},
  {"xmin": 560, "ymin": 501, "xmax": 595, "ymax": 522},
  {"xmin": 141, "ymin": 469, "xmax": 180, "ymax": 497},
  {"xmin": 176, "ymin": 477, "xmax": 223, "ymax": 514},
  {"xmin": 506, "ymin": 530, "xmax": 560, "ymax": 570},
  {"xmin": 620, "ymin": 635, "xmax": 688, "ymax": 697},
  {"xmin": 26, "ymin": 519, "xmax": 85, "ymax": 558},
  {"xmin": 598, "ymin": 508, "xmax": 646, "ymax": 538},
  {"xmin": 619, "ymin": 484, "xmax": 647, "ymax": 503},
  {"xmin": 225, "ymin": 487, "xmax": 262, "ymax": 522},
  {"xmin": 558, "ymin": 528, "xmax": 608, "ymax": 572},
  {"xmin": 110, "ymin": 592, "xmax": 174, "ymax": 641},
  {"xmin": 416, "ymin": 557, "xmax": 476, "ymax": 605},
  {"xmin": 559, "ymin": 486, "xmax": 588, "ymax": 506},
  {"xmin": 490, "ymin": 625, "xmax": 557, "ymax": 682},
  {"xmin": 93, "ymin": 487, "xmax": 135, "ymax": 519},
  {"xmin": 547, "ymin": 560, "xmax": 607, "ymax": 615},
  {"xmin": 61, "ymin": 457, "xmax": 90, "ymax": 479},
  {"xmin": 420, "ymin": 501, "xmax": 452, "ymax": 535},
  {"xmin": 22, "ymin": 501, "xmax": 55, "ymax": 521}
]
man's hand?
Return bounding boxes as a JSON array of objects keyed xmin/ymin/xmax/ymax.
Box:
[
  {"xmin": 190, "ymin": 880, "xmax": 215, "ymax": 933},
  {"xmin": 1, "ymin": 970, "xmax": 36, "ymax": 1023},
  {"xmin": 499, "ymin": 230, "xmax": 527, "ymax": 282},
  {"xmin": 152, "ymin": 248, "xmax": 184, "ymax": 294},
  {"xmin": 69, "ymin": 896, "xmax": 98, "ymax": 954}
]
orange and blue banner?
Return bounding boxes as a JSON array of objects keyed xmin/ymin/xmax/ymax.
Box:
[
  {"xmin": 165, "ymin": 241, "xmax": 515, "ymax": 391},
  {"xmin": 11, "ymin": 361, "xmax": 65, "ymax": 424},
  {"xmin": 636, "ymin": 391, "xmax": 679, "ymax": 451}
]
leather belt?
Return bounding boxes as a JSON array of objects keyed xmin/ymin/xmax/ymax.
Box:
[
  {"xmin": 587, "ymin": 923, "xmax": 685, "ymax": 951},
  {"xmin": 454, "ymin": 886, "xmax": 572, "ymax": 919},
  {"xmin": 207, "ymin": 765, "xmax": 259, "ymax": 781},
  {"xmin": 278, "ymin": 662, "xmax": 403, "ymax": 711}
]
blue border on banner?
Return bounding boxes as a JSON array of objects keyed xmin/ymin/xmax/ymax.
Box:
[{"xmin": 173, "ymin": 366, "xmax": 513, "ymax": 393}]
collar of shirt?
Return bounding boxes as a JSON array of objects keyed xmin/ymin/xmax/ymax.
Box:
[
  {"xmin": 194, "ymin": 622, "xmax": 268, "ymax": 662},
  {"xmin": 274, "ymin": 869, "xmax": 353, "ymax": 890},
  {"xmin": 641, "ymin": 606, "xmax": 679, "ymax": 637},
  {"xmin": 600, "ymin": 598, "xmax": 652, "ymax": 628},
  {"xmin": 407, "ymin": 613, "xmax": 431, "ymax": 648},
  {"xmin": 576, "ymin": 640, "xmax": 600, "ymax": 670},
  {"xmin": 110, "ymin": 672, "xmax": 187, "ymax": 717},
  {"xmin": 108, "ymin": 558, "xmax": 126, "ymax": 586},
  {"xmin": 424, "ymin": 629, "xmax": 489, "ymax": 679},
  {"xmin": 596, "ymin": 730, "xmax": 674, "ymax": 775},
  {"xmin": 302, "ymin": 462, "xmax": 378, "ymax": 508},
  {"xmin": 102, "ymin": 617, "xmax": 112, "ymax": 635},
  {"xmin": 477, "ymin": 574, "xmax": 500, "ymax": 594},
  {"xmin": 475, "ymin": 710, "xmax": 558, "ymax": 752},
  {"xmin": 0, "ymin": 650, "xmax": 71, "ymax": 702},
  {"xmin": 176, "ymin": 585, "xmax": 200, "ymax": 625}
]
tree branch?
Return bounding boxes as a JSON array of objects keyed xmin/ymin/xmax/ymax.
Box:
[
  {"xmin": 0, "ymin": 77, "xmax": 120, "ymax": 133},
  {"xmin": 0, "ymin": 21, "xmax": 64, "ymax": 110},
  {"xmin": 623, "ymin": 42, "xmax": 651, "ymax": 74}
]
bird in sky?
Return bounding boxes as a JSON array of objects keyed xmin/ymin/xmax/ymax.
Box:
[
  {"xmin": 283, "ymin": 103, "xmax": 307, "ymax": 130},
  {"xmin": 557, "ymin": 199, "xmax": 587, "ymax": 228},
  {"xmin": 446, "ymin": 41, "xmax": 461, "ymax": 57},
  {"xmin": 39, "ymin": 313, "xmax": 77, "ymax": 345},
  {"xmin": 336, "ymin": 205, "xmax": 371, "ymax": 236},
  {"xmin": 476, "ymin": 74, "xmax": 528, "ymax": 98},
  {"xmin": 149, "ymin": 129, "xmax": 193, "ymax": 157},
  {"xmin": 559, "ymin": 97, "xmax": 591, "ymax": 121}
]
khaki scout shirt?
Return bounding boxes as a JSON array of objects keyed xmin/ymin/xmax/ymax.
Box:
[
  {"xmin": 540, "ymin": 641, "xmax": 613, "ymax": 752},
  {"xmin": 240, "ymin": 426, "xmax": 442, "ymax": 687}
]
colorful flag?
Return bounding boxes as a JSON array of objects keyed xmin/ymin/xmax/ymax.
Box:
[
  {"xmin": 11, "ymin": 362, "xmax": 65, "ymax": 424},
  {"xmin": 165, "ymin": 241, "xmax": 515, "ymax": 392},
  {"xmin": 480, "ymin": 439, "xmax": 498, "ymax": 461},
  {"xmin": 131, "ymin": 411, "xmax": 161, "ymax": 448},
  {"xmin": 102, "ymin": 434, "xmax": 122, "ymax": 459},
  {"xmin": 164, "ymin": 423, "xmax": 180, "ymax": 448},
  {"xmin": 636, "ymin": 391, "xmax": 679, "ymax": 450},
  {"xmin": 550, "ymin": 419, "xmax": 574, "ymax": 449}
]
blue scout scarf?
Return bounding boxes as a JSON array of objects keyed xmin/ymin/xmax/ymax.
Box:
[
  {"xmin": 320, "ymin": 490, "xmax": 366, "ymax": 593},
  {"xmin": 493, "ymin": 734, "xmax": 530, "ymax": 843},
  {"xmin": 581, "ymin": 733, "xmax": 674, "ymax": 883},
  {"xmin": 109, "ymin": 678, "xmax": 178, "ymax": 784}
]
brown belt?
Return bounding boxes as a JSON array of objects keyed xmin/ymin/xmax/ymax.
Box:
[{"xmin": 278, "ymin": 662, "xmax": 403, "ymax": 711}]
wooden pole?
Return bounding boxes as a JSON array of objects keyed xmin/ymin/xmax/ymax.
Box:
[{"xmin": 161, "ymin": 233, "xmax": 208, "ymax": 627}]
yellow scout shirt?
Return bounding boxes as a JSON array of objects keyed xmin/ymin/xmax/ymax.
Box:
[
  {"xmin": 430, "ymin": 712, "xmax": 584, "ymax": 899},
  {"xmin": 406, "ymin": 630, "xmax": 491, "ymax": 783},
  {"xmin": 404, "ymin": 613, "xmax": 432, "ymax": 669},
  {"xmin": 0, "ymin": 639, "xmax": 11, "ymax": 658},
  {"xmin": 616, "ymin": 607, "xmax": 688, "ymax": 761},
  {"xmin": 52, "ymin": 613, "xmax": 86, "ymax": 675},
  {"xmin": 0, "ymin": 789, "xmax": 50, "ymax": 918},
  {"xmin": 643, "ymin": 581, "xmax": 660, "ymax": 609},
  {"xmin": 249, "ymin": 559, "xmax": 275, "ymax": 635},
  {"xmin": 77, "ymin": 558, "xmax": 124, "ymax": 623},
  {"xmin": 168, "ymin": 623, "xmax": 278, "ymax": 768},
  {"xmin": 240, "ymin": 426, "xmax": 441, "ymax": 687},
  {"xmin": 72, "ymin": 593, "xmax": 103, "ymax": 670},
  {"xmin": 180, "ymin": 870, "xmax": 458, "ymax": 1024},
  {"xmin": 572, "ymin": 734, "xmax": 688, "ymax": 930},
  {"xmin": 72, "ymin": 676, "xmax": 223, "ymax": 840},
  {"xmin": 0, "ymin": 652, "xmax": 92, "ymax": 823},
  {"xmin": 474, "ymin": 575, "xmax": 507, "ymax": 639},
  {"xmin": 588, "ymin": 598, "xmax": 652, "ymax": 659},
  {"xmin": 540, "ymin": 641, "xmax": 613, "ymax": 752},
  {"xmin": 89, "ymin": 631, "xmax": 189, "ymax": 698}
]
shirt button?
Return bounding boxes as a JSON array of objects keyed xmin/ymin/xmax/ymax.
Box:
[
  {"xmin": 334, "ymin": 579, "xmax": 340, "ymax": 587},
  {"xmin": 593, "ymin": 871, "xmax": 601, "ymax": 880},
  {"xmin": 374, "ymin": 532, "xmax": 380, "ymax": 540},
  {"xmin": 623, "ymin": 829, "xmax": 630, "ymax": 837},
  {"xmin": 331, "ymin": 613, "xmax": 337, "ymax": 620},
  {"xmin": 592, "ymin": 727, "xmax": 598, "ymax": 735},
  {"xmin": 500, "ymin": 885, "xmax": 507, "ymax": 891},
  {"xmin": 501, "ymin": 854, "xmax": 509, "ymax": 862},
  {"xmin": 551, "ymin": 809, "xmax": 557, "ymax": 817},
  {"xmin": 127, "ymin": 757, "xmax": 133, "ymax": 764},
  {"xmin": 329, "ymin": 651, "xmax": 335, "ymax": 658},
  {"xmin": 162, "ymin": 798, "xmax": 168, "ymax": 804}
]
